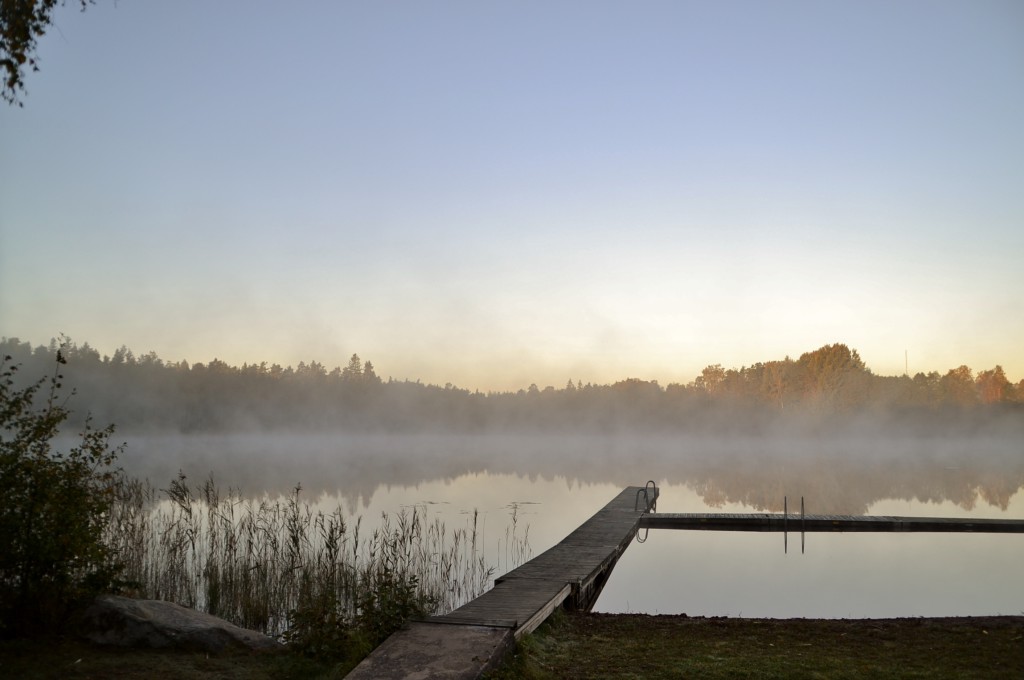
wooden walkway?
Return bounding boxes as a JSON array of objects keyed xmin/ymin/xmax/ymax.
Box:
[
  {"xmin": 640, "ymin": 513, "xmax": 1024, "ymax": 533},
  {"xmin": 346, "ymin": 484, "xmax": 658, "ymax": 679},
  {"xmin": 347, "ymin": 490, "xmax": 1022, "ymax": 677},
  {"xmin": 438, "ymin": 484, "xmax": 658, "ymax": 634}
]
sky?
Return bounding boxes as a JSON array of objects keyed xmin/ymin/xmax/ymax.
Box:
[{"xmin": 1, "ymin": 1, "xmax": 1022, "ymax": 391}]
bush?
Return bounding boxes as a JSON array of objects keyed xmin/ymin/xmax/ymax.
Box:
[
  {"xmin": 355, "ymin": 566, "xmax": 432, "ymax": 648},
  {"xmin": 0, "ymin": 351, "xmax": 124, "ymax": 636},
  {"xmin": 283, "ymin": 565, "xmax": 432, "ymax": 663}
]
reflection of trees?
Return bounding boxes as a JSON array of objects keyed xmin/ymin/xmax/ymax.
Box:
[
  {"xmin": 116, "ymin": 430, "xmax": 1024, "ymax": 516},
  {"xmin": 686, "ymin": 457, "xmax": 1024, "ymax": 514},
  {"xmin": 5, "ymin": 336, "xmax": 1022, "ymax": 515}
]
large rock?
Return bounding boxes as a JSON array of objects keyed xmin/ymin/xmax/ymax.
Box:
[{"xmin": 80, "ymin": 595, "xmax": 284, "ymax": 653}]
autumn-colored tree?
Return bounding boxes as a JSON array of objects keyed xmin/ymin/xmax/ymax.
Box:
[
  {"xmin": 940, "ymin": 365, "xmax": 977, "ymax": 406},
  {"xmin": 694, "ymin": 364, "xmax": 726, "ymax": 394},
  {"xmin": 2, "ymin": 336, "xmax": 1018, "ymax": 433},
  {"xmin": 760, "ymin": 359, "xmax": 793, "ymax": 409},
  {"xmin": 796, "ymin": 343, "xmax": 869, "ymax": 409},
  {"xmin": 975, "ymin": 366, "xmax": 1012, "ymax": 404},
  {"xmin": 910, "ymin": 371, "xmax": 943, "ymax": 407}
]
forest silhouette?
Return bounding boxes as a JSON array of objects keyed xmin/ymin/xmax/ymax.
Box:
[
  {"xmin": 3, "ymin": 336, "xmax": 1021, "ymax": 514},
  {"xmin": 1, "ymin": 337, "xmax": 1020, "ymax": 434}
]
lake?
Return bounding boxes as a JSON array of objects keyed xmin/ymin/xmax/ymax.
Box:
[{"xmin": 119, "ymin": 430, "xmax": 1024, "ymax": 618}]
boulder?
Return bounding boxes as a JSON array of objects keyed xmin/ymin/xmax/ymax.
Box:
[{"xmin": 80, "ymin": 595, "xmax": 284, "ymax": 653}]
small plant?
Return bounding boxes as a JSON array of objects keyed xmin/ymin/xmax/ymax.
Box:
[
  {"xmin": 284, "ymin": 587, "xmax": 358, "ymax": 660},
  {"xmin": 357, "ymin": 566, "xmax": 431, "ymax": 646},
  {"xmin": 0, "ymin": 350, "xmax": 124, "ymax": 636}
]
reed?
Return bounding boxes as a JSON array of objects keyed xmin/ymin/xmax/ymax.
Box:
[
  {"xmin": 102, "ymin": 474, "xmax": 528, "ymax": 654},
  {"xmin": 499, "ymin": 502, "xmax": 533, "ymax": 573}
]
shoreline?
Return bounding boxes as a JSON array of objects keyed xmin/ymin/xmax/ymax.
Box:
[
  {"xmin": 1, "ymin": 613, "xmax": 1021, "ymax": 679},
  {"xmin": 488, "ymin": 611, "xmax": 1024, "ymax": 679}
]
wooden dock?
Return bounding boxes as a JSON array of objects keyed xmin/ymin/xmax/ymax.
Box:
[
  {"xmin": 346, "ymin": 488, "xmax": 1022, "ymax": 678},
  {"xmin": 640, "ymin": 513, "xmax": 1024, "ymax": 533},
  {"xmin": 346, "ymin": 484, "xmax": 658, "ymax": 679},
  {"xmin": 442, "ymin": 484, "xmax": 659, "ymax": 632}
]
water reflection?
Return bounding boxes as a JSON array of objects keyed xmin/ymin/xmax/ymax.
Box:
[
  {"xmin": 597, "ymin": 484, "xmax": 1024, "ymax": 617},
  {"xmin": 115, "ymin": 432, "xmax": 1024, "ymax": 617},
  {"xmin": 120, "ymin": 431, "xmax": 1024, "ymax": 515}
]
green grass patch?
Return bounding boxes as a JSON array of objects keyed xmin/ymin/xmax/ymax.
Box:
[{"xmin": 490, "ymin": 613, "xmax": 1024, "ymax": 680}]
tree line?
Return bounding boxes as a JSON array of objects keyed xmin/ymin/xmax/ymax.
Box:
[{"xmin": 2, "ymin": 337, "xmax": 1020, "ymax": 434}]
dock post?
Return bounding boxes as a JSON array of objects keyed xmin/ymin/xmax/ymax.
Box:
[
  {"xmin": 801, "ymin": 497, "xmax": 805, "ymax": 554},
  {"xmin": 784, "ymin": 496, "xmax": 788, "ymax": 554}
]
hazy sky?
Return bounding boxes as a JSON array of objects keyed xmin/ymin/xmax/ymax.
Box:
[{"xmin": 2, "ymin": 1, "xmax": 1022, "ymax": 390}]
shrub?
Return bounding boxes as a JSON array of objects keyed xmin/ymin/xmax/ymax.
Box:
[
  {"xmin": 0, "ymin": 351, "xmax": 124, "ymax": 636},
  {"xmin": 354, "ymin": 565, "xmax": 432, "ymax": 648}
]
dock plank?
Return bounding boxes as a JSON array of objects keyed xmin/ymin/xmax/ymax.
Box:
[{"xmin": 640, "ymin": 513, "xmax": 1024, "ymax": 533}]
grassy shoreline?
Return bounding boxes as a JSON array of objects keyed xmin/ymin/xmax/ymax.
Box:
[
  {"xmin": 3, "ymin": 613, "xmax": 1022, "ymax": 679},
  {"xmin": 491, "ymin": 612, "xmax": 1024, "ymax": 679}
]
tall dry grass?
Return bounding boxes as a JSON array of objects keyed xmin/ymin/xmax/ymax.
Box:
[{"xmin": 103, "ymin": 474, "xmax": 526, "ymax": 640}]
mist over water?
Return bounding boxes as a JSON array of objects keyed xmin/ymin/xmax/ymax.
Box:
[
  {"xmin": 108, "ymin": 429, "xmax": 1024, "ymax": 619},
  {"xmin": 117, "ymin": 427, "xmax": 1024, "ymax": 516},
  {"xmin": 14, "ymin": 338, "xmax": 1024, "ymax": 617},
  {"xmin": 5, "ymin": 0, "xmax": 1022, "ymax": 625}
]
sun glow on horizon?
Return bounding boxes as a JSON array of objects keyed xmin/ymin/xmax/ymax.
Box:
[{"xmin": 1, "ymin": 2, "xmax": 1021, "ymax": 391}]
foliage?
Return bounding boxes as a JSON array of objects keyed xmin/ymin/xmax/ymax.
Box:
[
  {"xmin": 354, "ymin": 565, "xmax": 432, "ymax": 649},
  {"xmin": 282, "ymin": 556, "xmax": 431, "ymax": 661},
  {"xmin": 2, "ymin": 337, "xmax": 1020, "ymax": 437},
  {"xmin": 283, "ymin": 588, "xmax": 360, "ymax": 662},
  {"xmin": 281, "ymin": 564, "xmax": 430, "ymax": 663},
  {"xmin": 0, "ymin": 351, "xmax": 123, "ymax": 636},
  {"xmin": 0, "ymin": 343, "xmax": 505, "ymax": 660},
  {"xmin": 1, "ymin": 0, "xmax": 92, "ymax": 106},
  {"xmin": 107, "ymin": 476, "xmax": 497, "ymax": 662}
]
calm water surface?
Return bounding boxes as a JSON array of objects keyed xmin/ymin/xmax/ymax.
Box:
[
  {"xmin": 122, "ymin": 432, "xmax": 1024, "ymax": 618},
  {"xmin": 599, "ymin": 487, "xmax": 1024, "ymax": 618}
]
